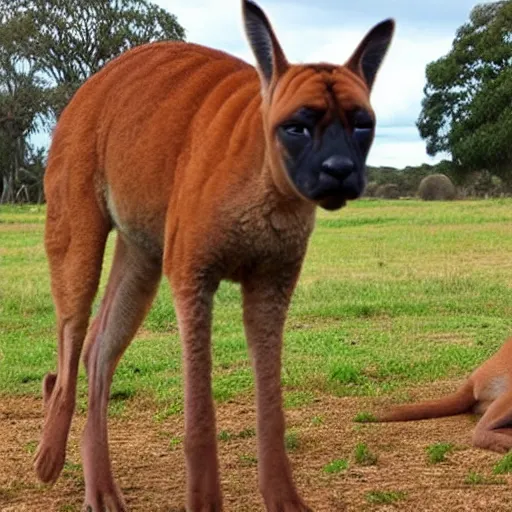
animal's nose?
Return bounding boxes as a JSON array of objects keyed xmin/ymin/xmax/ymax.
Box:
[{"xmin": 321, "ymin": 156, "xmax": 355, "ymax": 179}]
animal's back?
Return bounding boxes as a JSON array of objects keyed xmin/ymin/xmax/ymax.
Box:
[{"xmin": 45, "ymin": 41, "xmax": 261, "ymax": 247}]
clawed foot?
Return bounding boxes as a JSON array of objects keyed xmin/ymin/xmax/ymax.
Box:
[
  {"xmin": 264, "ymin": 497, "xmax": 312, "ymax": 512},
  {"xmin": 262, "ymin": 485, "xmax": 312, "ymax": 512},
  {"xmin": 82, "ymin": 424, "xmax": 128, "ymax": 512},
  {"xmin": 82, "ymin": 485, "xmax": 127, "ymax": 512}
]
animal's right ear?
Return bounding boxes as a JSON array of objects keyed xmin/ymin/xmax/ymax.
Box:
[
  {"xmin": 242, "ymin": 0, "xmax": 288, "ymax": 92},
  {"xmin": 346, "ymin": 19, "xmax": 395, "ymax": 91}
]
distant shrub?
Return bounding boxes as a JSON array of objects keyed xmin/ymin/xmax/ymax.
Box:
[
  {"xmin": 417, "ymin": 174, "xmax": 456, "ymax": 201},
  {"xmin": 364, "ymin": 181, "xmax": 379, "ymax": 197},
  {"xmin": 375, "ymin": 183, "xmax": 400, "ymax": 199},
  {"xmin": 458, "ymin": 170, "xmax": 508, "ymax": 198}
]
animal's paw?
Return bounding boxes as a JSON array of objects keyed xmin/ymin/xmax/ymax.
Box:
[
  {"xmin": 473, "ymin": 431, "xmax": 512, "ymax": 454},
  {"xmin": 34, "ymin": 438, "xmax": 66, "ymax": 483},
  {"xmin": 83, "ymin": 485, "xmax": 128, "ymax": 512},
  {"xmin": 487, "ymin": 441, "xmax": 511, "ymax": 454},
  {"xmin": 264, "ymin": 495, "xmax": 312, "ymax": 512}
]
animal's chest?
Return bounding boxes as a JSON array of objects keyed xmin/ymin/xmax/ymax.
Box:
[{"xmin": 220, "ymin": 204, "xmax": 314, "ymax": 281}]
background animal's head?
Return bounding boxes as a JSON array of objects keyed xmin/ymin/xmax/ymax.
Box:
[{"xmin": 242, "ymin": 0, "xmax": 394, "ymax": 210}]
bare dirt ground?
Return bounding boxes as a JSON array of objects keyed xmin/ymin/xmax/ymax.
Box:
[{"xmin": 1, "ymin": 382, "xmax": 511, "ymax": 512}]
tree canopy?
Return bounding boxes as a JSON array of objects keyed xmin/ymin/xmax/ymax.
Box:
[
  {"xmin": 0, "ymin": 0, "xmax": 185, "ymax": 117},
  {"xmin": 0, "ymin": 0, "xmax": 185, "ymax": 202},
  {"xmin": 417, "ymin": 1, "xmax": 512, "ymax": 181}
]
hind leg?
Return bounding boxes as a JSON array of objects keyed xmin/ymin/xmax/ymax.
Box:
[
  {"xmin": 472, "ymin": 390, "xmax": 512, "ymax": 453},
  {"xmin": 82, "ymin": 235, "xmax": 161, "ymax": 511},
  {"xmin": 35, "ymin": 201, "xmax": 110, "ymax": 483}
]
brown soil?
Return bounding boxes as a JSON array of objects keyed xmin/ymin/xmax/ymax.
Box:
[{"xmin": 1, "ymin": 383, "xmax": 511, "ymax": 512}]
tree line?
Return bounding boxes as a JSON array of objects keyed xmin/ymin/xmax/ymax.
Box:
[
  {"xmin": 0, "ymin": 0, "xmax": 510, "ymax": 203},
  {"xmin": 0, "ymin": 0, "xmax": 185, "ymax": 203}
]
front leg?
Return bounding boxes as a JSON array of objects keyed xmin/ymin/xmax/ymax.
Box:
[
  {"xmin": 242, "ymin": 270, "xmax": 311, "ymax": 512},
  {"xmin": 172, "ymin": 279, "xmax": 222, "ymax": 512}
]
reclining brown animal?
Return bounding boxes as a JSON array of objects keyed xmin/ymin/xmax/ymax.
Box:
[
  {"xmin": 35, "ymin": 1, "xmax": 394, "ymax": 510},
  {"xmin": 378, "ymin": 337, "xmax": 512, "ymax": 453}
]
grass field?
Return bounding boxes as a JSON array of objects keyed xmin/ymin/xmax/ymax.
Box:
[{"xmin": 2, "ymin": 199, "xmax": 512, "ymax": 510}]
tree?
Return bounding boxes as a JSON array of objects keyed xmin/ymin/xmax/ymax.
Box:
[
  {"xmin": 0, "ymin": 51, "xmax": 50, "ymax": 202},
  {"xmin": 0, "ymin": 0, "xmax": 185, "ymax": 119},
  {"xmin": 0, "ymin": 0, "xmax": 185, "ymax": 202},
  {"xmin": 417, "ymin": 1, "xmax": 512, "ymax": 182}
]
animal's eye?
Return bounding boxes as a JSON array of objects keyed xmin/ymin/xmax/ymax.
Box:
[
  {"xmin": 283, "ymin": 124, "xmax": 312, "ymax": 138},
  {"xmin": 352, "ymin": 110, "xmax": 374, "ymax": 131}
]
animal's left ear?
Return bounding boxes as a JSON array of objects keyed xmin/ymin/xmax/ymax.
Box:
[
  {"xmin": 242, "ymin": 0, "xmax": 289, "ymax": 91},
  {"xmin": 347, "ymin": 19, "xmax": 395, "ymax": 90}
]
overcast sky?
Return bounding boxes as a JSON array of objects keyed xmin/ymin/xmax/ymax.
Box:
[{"xmin": 154, "ymin": 0, "xmax": 490, "ymax": 168}]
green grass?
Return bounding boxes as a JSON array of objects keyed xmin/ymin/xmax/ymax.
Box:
[
  {"xmin": 353, "ymin": 411, "xmax": 377, "ymax": 423},
  {"xmin": 464, "ymin": 471, "xmax": 506, "ymax": 485},
  {"xmin": 426, "ymin": 442, "xmax": 454, "ymax": 464},
  {"xmin": 239, "ymin": 454, "xmax": 257, "ymax": 467},
  {"xmin": 354, "ymin": 442, "xmax": 378, "ymax": 466},
  {"xmin": 311, "ymin": 415, "xmax": 324, "ymax": 426},
  {"xmin": 284, "ymin": 431, "xmax": 300, "ymax": 452},
  {"xmin": 365, "ymin": 490, "xmax": 407, "ymax": 505},
  {"xmin": 2, "ymin": 200, "xmax": 512, "ymax": 413},
  {"xmin": 218, "ymin": 427, "xmax": 256, "ymax": 442},
  {"xmin": 323, "ymin": 459, "xmax": 349, "ymax": 474},
  {"xmin": 493, "ymin": 452, "xmax": 512, "ymax": 475}
]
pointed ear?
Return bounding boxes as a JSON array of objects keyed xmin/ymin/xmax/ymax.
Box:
[
  {"xmin": 242, "ymin": 0, "xmax": 288, "ymax": 89},
  {"xmin": 347, "ymin": 19, "xmax": 395, "ymax": 90}
]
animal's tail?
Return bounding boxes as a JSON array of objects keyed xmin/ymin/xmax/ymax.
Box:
[{"xmin": 377, "ymin": 380, "xmax": 476, "ymax": 422}]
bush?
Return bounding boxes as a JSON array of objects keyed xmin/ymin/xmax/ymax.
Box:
[
  {"xmin": 364, "ymin": 181, "xmax": 379, "ymax": 197},
  {"xmin": 417, "ymin": 174, "xmax": 456, "ymax": 201},
  {"xmin": 458, "ymin": 170, "xmax": 508, "ymax": 198},
  {"xmin": 375, "ymin": 183, "xmax": 400, "ymax": 199}
]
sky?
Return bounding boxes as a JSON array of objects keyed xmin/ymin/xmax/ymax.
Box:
[{"xmin": 153, "ymin": 0, "xmax": 489, "ymax": 168}]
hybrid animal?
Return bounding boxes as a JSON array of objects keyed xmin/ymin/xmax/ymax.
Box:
[
  {"xmin": 378, "ymin": 337, "xmax": 512, "ymax": 453},
  {"xmin": 35, "ymin": 1, "xmax": 394, "ymax": 510}
]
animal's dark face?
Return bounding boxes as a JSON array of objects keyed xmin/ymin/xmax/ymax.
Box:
[
  {"xmin": 242, "ymin": 0, "xmax": 394, "ymax": 211},
  {"xmin": 265, "ymin": 63, "xmax": 378, "ymax": 211},
  {"xmin": 277, "ymin": 105, "xmax": 374, "ymax": 210}
]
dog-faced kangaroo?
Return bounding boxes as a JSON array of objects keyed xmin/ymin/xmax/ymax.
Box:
[
  {"xmin": 378, "ymin": 337, "xmax": 512, "ymax": 454},
  {"xmin": 35, "ymin": 1, "xmax": 394, "ymax": 510}
]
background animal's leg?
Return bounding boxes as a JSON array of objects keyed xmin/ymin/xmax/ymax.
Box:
[
  {"xmin": 82, "ymin": 235, "xmax": 161, "ymax": 512},
  {"xmin": 171, "ymin": 277, "xmax": 221, "ymax": 511},
  {"xmin": 242, "ymin": 270, "xmax": 311, "ymax": 512},
  {"xmin": 472, "ymin": 390, "xmax": 512, "ymax": 453},
  {"xmin": 35, "ymin": 201, "xmax": 110, "ymax": 484}
]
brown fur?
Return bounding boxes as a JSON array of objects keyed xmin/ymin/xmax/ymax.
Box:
[
  {"xmin": 378, "ymin": 337, "xmax": 512, "ymax": 453},
  {"xmin": 35, "ymin": 2, "xmax": 393, "ymax": 510}
]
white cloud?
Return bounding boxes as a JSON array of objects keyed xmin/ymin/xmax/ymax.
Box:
[{"xmin": 159, "ymin": 0, "xmax": 470, "ymax": 168}]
